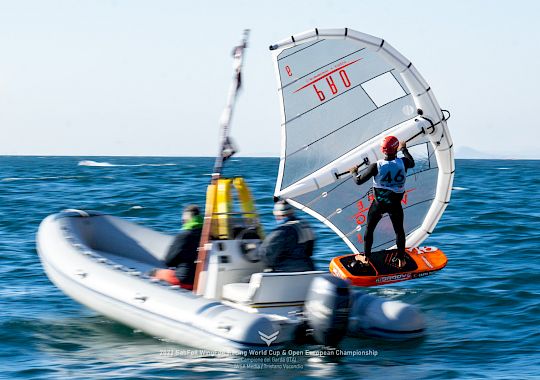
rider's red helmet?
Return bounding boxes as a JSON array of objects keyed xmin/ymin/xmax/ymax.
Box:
[{"xmin": 381, "ymin": 136, "xmax": 399, "ymax": 155}]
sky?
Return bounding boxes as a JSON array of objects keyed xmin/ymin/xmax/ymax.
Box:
[{"xmin": 0, "ymin": 0, "xmax": 539, "ymax": 158}]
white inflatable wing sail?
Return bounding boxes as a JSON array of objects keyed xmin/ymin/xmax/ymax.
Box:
[{"xmin": 270, "ymin": 29, "xmax": 454, "ymax": 254}]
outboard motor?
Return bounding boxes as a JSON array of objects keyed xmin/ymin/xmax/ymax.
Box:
[{"xmin": 304, "ymin": 274, "xmax": 350, "ymax": 346}]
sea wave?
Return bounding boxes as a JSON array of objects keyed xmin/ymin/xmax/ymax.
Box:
[
  {"xmin": 1, "ymin": 176, "xmax": 83, "ymax": 182},
  {"xmin": 78, "ymin": 160, "xmax": 115, "ymax": 167},
  {"xmin": 78, "ymin": 160, "xmax": 177, "ymax": 167}
]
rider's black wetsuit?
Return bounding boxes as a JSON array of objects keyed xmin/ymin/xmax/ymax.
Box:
[{"xmin": 354, "ymin": 148, "xmax": 415, "ymax": 259}]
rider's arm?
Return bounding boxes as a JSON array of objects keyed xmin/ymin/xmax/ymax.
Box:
[
  {"xmin": 398, "ymin": 141, "xmax": 415, "ymax": 170},
  {"xmin": 401, "ymin": 147, "xmax": 415, "ymax": 169},
  {"xmin": 354, "ymin": 163, "xmax": 378, "ymax": 185}
]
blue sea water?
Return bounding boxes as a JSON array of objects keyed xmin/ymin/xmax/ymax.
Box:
[{"xmin": 0, "ymin": 156, "xmax": 539, "ymax": 379}]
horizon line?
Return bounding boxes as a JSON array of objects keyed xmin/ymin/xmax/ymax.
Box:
[{"xmin": 0, "ymin": 154, "xmax": 538, "ymax": 161}]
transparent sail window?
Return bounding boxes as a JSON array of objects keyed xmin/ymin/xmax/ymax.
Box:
[{"xmin": 361, "ymin": 72, "xmax": 407, "ymax": 108}]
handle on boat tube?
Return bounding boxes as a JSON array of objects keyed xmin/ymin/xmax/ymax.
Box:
[
  {"xmin": 134, "ymin": 293, "xmax": 148, "ymax": 303},
  {"xmin": 193, "ymin": 30, "xmax": 250, "ymax": 294},
  {"xmin": 335, "ymin": 157, "xmax": 370, "ymax": 179}
]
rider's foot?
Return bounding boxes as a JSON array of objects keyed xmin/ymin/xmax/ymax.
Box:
[{"xmin": 354, "ymin": 254, "xmax": 369, "ymax": 265}]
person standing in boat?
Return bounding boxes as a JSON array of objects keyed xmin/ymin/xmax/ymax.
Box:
[
  {"xmin": 256, "ymin": 200, "xmax": 316, "ymax": 272},
  {"xmin": 152, "ymin": 204, "xmax": 203, "ymax": 289},
  {"xmin": 349, "ymin": 136, "xmax": 415, "ymax": 268}
]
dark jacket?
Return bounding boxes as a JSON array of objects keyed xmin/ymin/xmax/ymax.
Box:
[
  {"xmin": 258, "ymin": 216, "xmax": 315, "ymax": 272},
  {"xmin": 164, "ymin": 227, "xmax": 202, "ymax": 284}
]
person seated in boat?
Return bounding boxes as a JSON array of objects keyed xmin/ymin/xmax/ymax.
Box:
[
  {"xmin": 151, "ymin": 204, "xmax": 203, "ymax": 289},
  {"xmin": 256, "ymin": 200, "xmax": 316, "ymax": 272},
  {"xmin": 349, "ymin": 136, "xmax": 415, "ymax": 269}
]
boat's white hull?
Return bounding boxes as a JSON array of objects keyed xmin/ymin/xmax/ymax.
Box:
[{"xmin": 36, "ymin": 212, "xmax": 293, "ymax": 351}]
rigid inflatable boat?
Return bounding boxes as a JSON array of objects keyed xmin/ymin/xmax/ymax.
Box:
[{"xmin": 37, "ymin": 205, "xmax": 425, "ymax": 350}]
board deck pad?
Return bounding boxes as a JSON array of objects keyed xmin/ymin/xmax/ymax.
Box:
[
  {"xmin": 329, "ymin": 247, "xmax": 447, "ymax": 287},
  {"xmin": 342, "ymin": 249, "xmax": 418, "ymax": 276}
]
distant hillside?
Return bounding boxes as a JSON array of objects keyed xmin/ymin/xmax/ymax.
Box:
[
  {"xmin": 455, "ymin": 146, "xmax": 538, "ymax": 160},
  {"xmin": 455, "ymin": 147, "xmax": 501, "ymax": 159}
]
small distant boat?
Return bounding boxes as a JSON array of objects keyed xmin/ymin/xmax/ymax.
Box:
[{"xmin": 37, "ymin": 29, "xmax": 446, "ymax": 351}]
